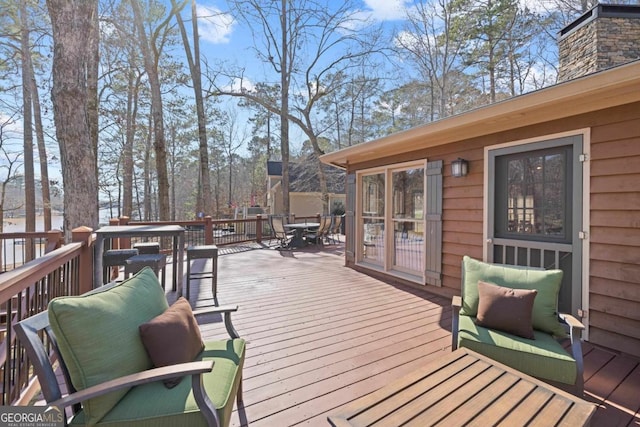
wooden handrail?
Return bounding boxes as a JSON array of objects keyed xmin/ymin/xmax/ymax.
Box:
[{"xmin": 0, "ymin": 242, "xmax": 84, "ymax": 304}]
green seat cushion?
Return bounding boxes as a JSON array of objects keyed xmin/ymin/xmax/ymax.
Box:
[
  {"xmin": 457, "ymin": 315, "xmax": 577, "ymax": 385},
  {"xmin": 48, "ymin": 268, "xmax": 169, "ymax": 425},
  {"xmin": 69, "ymin": 338, "xmax": 246, "ymax": 427},
  {"xmin": 460, "ymin": 256, "xmax": 566, "ymax": 337}
]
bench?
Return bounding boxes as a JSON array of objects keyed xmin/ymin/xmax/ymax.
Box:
[{"xmin": 15, "ymin": 268, "xmax": 245, "ymax": 427}]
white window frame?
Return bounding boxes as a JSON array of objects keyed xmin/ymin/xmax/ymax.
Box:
[{"xmin": 356, "ymin": 159, "xmax": 428, "ymax": 282}]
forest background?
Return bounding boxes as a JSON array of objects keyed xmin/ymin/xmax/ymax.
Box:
[{"xmin": 1, "ymin": 0, "xmax": 638, "ymax": 237}]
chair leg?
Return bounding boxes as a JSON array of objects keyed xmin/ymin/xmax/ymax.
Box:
[
  {"xmin": 186, "ymin": 259, "xmax": 191, "ymax": 300},
  {"xmin": 237, "ymin": 376, "xmax": 243, "ymax": 404}
]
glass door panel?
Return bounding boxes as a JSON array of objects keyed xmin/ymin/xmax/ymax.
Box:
[
  {"xmin": 391, "ymin": 168, "xmax": 425, "ymax": 275},
  {"xmin": 361, "ymin": 173, "xmax": 385, "ymax": 265}
]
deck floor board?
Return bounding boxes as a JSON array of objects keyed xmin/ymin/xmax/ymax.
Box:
[{"xmin": 177, "ymin": 243, "xmax": 639, "ymax": 426}]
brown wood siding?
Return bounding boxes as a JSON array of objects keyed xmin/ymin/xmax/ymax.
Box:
[
  {"xmin": 590, "ymin": 106, "xmax": 640, "ymax": 358},
  {"xmin": 345, "ymin": 101, "xmax": 640, "ymax": 358}
]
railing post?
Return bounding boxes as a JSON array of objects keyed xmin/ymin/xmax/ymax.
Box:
[
  {"xmin": 44, "ymin": 230, "xmax": 64, "ymax": 253},
  {"xmin": 109, "ymin": 218, "xmax": 120, "ymax": 249},
  {"xmin": 204, "ymin": 216, "xmax": 214, "ymax": 245},
  {"xmin": 256, "ymin": 214, "xmax": 262, "ymax": 244},
  {"xmin": 119, "ymin": 216, "xmax": 131, "ymax": 249},
  {"xmin": 72, "ymin": 226, "xmax": 94, "ymax": 295}
]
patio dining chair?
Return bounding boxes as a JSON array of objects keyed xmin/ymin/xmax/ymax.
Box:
[
  {"xmin": 269, "ymin": 215, "xmax": 293, "ymax": 249},
  {"xmin": 306, "ymin": 216, "xmax": 332, "ymax": 245},
  {"xmin": 328, "ymin": 214, "xmax": 343, "ymax": 244}
]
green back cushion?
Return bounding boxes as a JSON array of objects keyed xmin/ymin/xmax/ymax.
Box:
[
  {"xmin": 460, "ymin": 256, "xmax": 565, "ymax": 336},
  {"xmin": 48, "ymin": 268, "xmax": 169, "ymax": 425}
]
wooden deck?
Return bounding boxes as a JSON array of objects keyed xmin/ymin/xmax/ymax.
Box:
[{"xmin": 181, "ymin": 242, "xmax": 640, "ymax": 427}]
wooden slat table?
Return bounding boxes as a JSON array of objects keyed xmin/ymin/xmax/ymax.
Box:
[{"xmin": 328, "ymin": 348, "xmax": 596, "ymax": 427}]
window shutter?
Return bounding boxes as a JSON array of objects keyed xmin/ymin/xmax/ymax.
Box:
[
  {"xmin": 345, "ymin": 172, "xmax": 356, "ymax": 262},
  {"xmin": 425, "ymin": 160, "xmax": 443, "ymax": 286}
]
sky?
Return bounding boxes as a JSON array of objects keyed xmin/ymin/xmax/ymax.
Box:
[
  {"xmin": 188, "ymin": 0, "xmax": 418, "ymax": 153},
  {"xmin": 1, "ymin": 0, "xmax": 556, "ymax": 186}
]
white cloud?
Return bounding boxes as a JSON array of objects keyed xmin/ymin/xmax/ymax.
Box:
[
  {"xmin": 196, "ymin": 4, "xmax": 235, "ymax": 44},
  {"xmin": 362, "ymin": 0, "xmax": 412, "ymax": 21},
  {"xmin": 221, "ymin": 77, "xmax": 255, "ymax": 94}
]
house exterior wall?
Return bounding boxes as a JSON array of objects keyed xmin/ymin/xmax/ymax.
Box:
[
  {"xmin": 345, "ymin": 101, "xmax": 640, "ymax": 358},
  {"xmin": 291, "ymin": 193, "xmax": 346, "ymax": 218},
  {"xmin": 268, "ymin": 187, "xmax": 346, "ymax": 217}
]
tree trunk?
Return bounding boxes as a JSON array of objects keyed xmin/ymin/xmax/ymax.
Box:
[
  {"xmin": 280, "ymin": 0, "xmax": 290, "ymax": 215},
  {"xmin": 46, "ymin": 0, "xmax": 99, "ymax": 240},
  {"xmin": 130, "ymin": 0, "xmax": 170, "ymax": 221},
  {"xmin": 87, "ymin": 0, "xmax": 100, "ymax": 193},
  {"xmin": 123, "ymin": 63, "xmax": 140, "ymax": 218},
  {"xmin": 20, "ymin": 0, "xmax": 35, "ymax": 258},
  {"xmin": 27, "ymin": 54, "xmax": 52, "ymax": 232},
  {"xmin": 144, "ymin": 114, "xmax": 153, "ymax": 220},
  {"xmin": 172, "ymin": 0, "xmax": 212, "ymax": 217}
]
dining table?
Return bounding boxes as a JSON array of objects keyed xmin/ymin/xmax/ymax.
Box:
[
  {"xmin": 283, "ymin": 222, "xmax": 320, "ymax": 248},
  {"xmin": 93, "ymin": 225, "xmax": 185, "ymax": 295}
]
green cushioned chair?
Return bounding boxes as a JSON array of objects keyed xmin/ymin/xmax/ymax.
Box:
[
  {"xmin": 15, "ymin": 268, "xmax": 245, "ymax": 427},
  {"xmin": 452, "ymin": 256, "xmax": 585, "ymax": 396}
]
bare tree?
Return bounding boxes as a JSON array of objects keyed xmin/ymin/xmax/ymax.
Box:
[
  {"xmin": 211, "ymin": 0, "xmax": 384, "ymax": 214},
  {"xmin": 171, "ymin": 0, "xmax": 213, "ymax": 217},
  {"xmin": 19, "ymin": 0, "xmax": 36, "ymax": 257},
  {"xmin": 396, "ymin": 0, "xmax": 471, "ymax": 119},
  {"xmin": 219, "ymin": 108, "xmax": 247, "ymax": 208},
  {"xmin": 0, "ymin": 114, "xmax": 24, "ymax": 234},
  {"xmin": 129, "ymin": 0, "xmax": 171, "ymax": 221},
  {"xmin": 46, "ymin": 0, "xmax": 99, "ymax": 239}
]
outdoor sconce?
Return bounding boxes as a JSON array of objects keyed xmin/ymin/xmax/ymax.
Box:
[{"xmin": 451, "ymin": 158, "xmax": 469, "ymax": 177}]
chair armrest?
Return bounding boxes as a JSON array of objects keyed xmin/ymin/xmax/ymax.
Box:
[
  {"xmin": 49, "ymin": 360, "xmax": 214, "ymax": 409},
  {"xmin": 558, "ymin": 312, "xmax": 585, "ymax": 344},
  {"xmin": 193, "ymin": 305, "xmax": 241, "ymax": 339},
  {"xmin": 451, "ymin": 296, "xmax": 462, "ymax": 351},
  {"xmin": 558, "ymin": 312, "xmax": 585, "ymax": 331},
  {"xmin": 192, "ymin": 305, "xmax": 238, "ymax": 317}
]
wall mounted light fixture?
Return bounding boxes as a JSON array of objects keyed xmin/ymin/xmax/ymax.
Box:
[{"xmin": 451, "ymin": 158, "xmax": 469, "ymax": 177}]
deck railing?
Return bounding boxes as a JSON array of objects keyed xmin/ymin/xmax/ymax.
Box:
[
  {"xmin": 111, "ymin": 214, "xmax": 324, "ymax": 250},
  {"xmin": 0, "ymin": 231, "xmax": 64, "ymax": 273},
  {"xmin": 0, "ymin": 227, "xmax": 93, "ymax": 405},
  {"xmin": 0, "ymin": 214, "xmax": 324, "ymax": 405}
]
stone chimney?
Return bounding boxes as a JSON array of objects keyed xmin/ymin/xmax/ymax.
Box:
[{"xmin": 558, "ymin": 4, "xmax": 640, "ymax": 82}]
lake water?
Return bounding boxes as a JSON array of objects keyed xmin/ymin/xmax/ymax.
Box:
[
  {"xmin": 3, "ymin": 210, "xmax": 114, "ymax": 233},
  {"xmin": 3, "ymin": 216, "xmax": 64, "ymax": 233}
]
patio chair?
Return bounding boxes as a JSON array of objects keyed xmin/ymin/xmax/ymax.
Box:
[
  {"xmin": 305, "ymin": 216, "xmax": 331, "ymax": 245},
  {"xmin": 328, "ymin": 214, "xmax": 343, "ymax": 244},
  {"xmin": 451, "ymin": 256, "xmax": 585, "ymax": 396},
  {"xmin": 15, "ymin": 268, "xmax": 245, "ymax": 427},
  {"xmin": 269, "ymin": 215, "xmax": 293, "ymax": 248}
]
